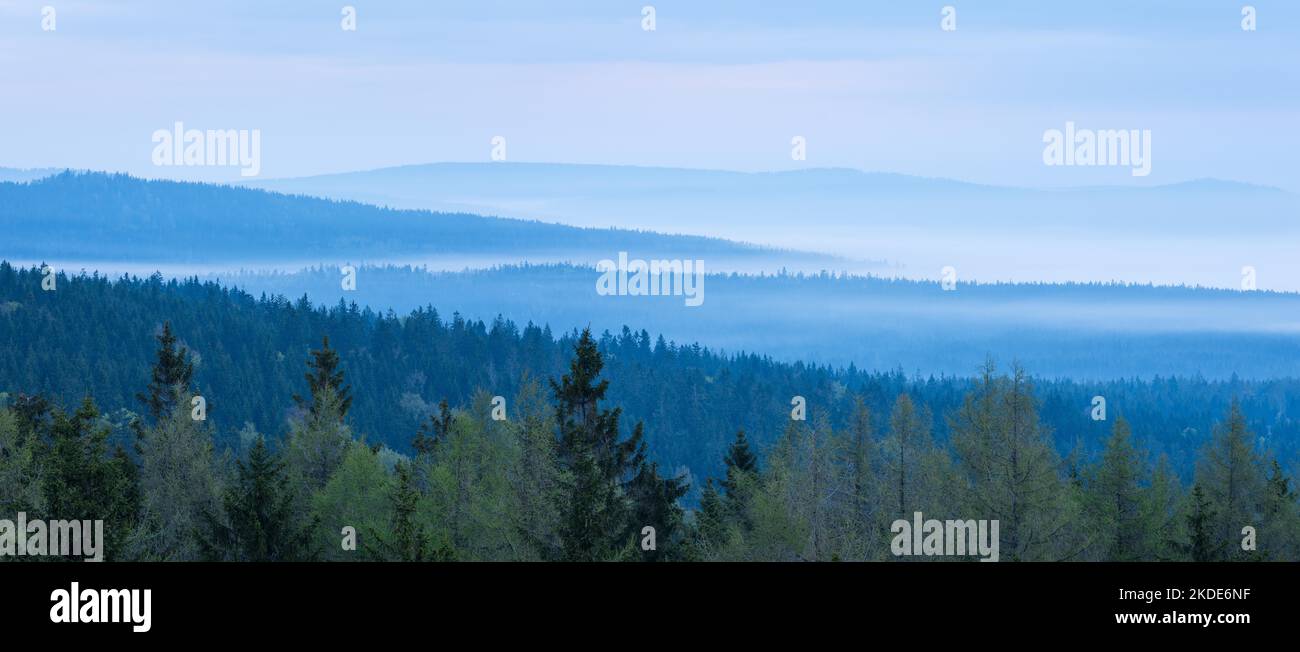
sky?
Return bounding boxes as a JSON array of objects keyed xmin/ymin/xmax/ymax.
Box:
[{"xmin": 1, "ymin": 0, "xmax": 1297, "ymax": 190}]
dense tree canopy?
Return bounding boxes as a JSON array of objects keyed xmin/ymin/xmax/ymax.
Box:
[{"xmin": 1, "ymin": 263, "xmax": 1299, "ymax": 562}]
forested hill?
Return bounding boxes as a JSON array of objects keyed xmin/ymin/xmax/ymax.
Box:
[
  {"xmin": 215, "ymin": 263, "xmax": 1300, "ymax": 379},
  {"xmin": 0, "ymin": 171, "xmax": 829, "ymax": 268},
  {"xmin": 2, "ymin": 262, "xmax": 1298, "ymax": 488}
]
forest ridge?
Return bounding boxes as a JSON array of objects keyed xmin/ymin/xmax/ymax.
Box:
[{"xmin": 1, "ymin": 263, "xmax": 1298, "ymax": 562}]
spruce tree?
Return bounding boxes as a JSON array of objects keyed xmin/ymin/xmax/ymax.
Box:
[
  {"xmin": 1181, "ymin": 484, "xmax": 1221, "ymax": 562},
  {"xmin": 294, "ymin": 335, "xmax": 352, "ymax": 419},
  {"xmin": 628, "ymin": 435, "xmax": 689, "ymax": 561},
  {"xmin": 0, "ymin": 407, "xmax": 43, "ymax": 514},
  {"xmin": 693, "ymin": 478, "xmax": 728, "ymax": 556},
  {"xmin": 200, "ymin": 436, "xmax": 317, "ymax": 561},
  {"xmin": 136, "ymin": 321, "xmax": 194, "ymax": 423},
  {"xmin": 41, "ymin": 397, "xmax": 139, "ymax": 560},
  {"xmin": 550, "ymin": 328, "xmax": 643, "ymax": 560},
  {"xmin": 413, "ymin": 399, "xmax": 453, "ymax": 457},
  {"xmin": 366, "ymin": 460, "xmax": 451, "ymax": 561},
  {"xmin": 720, "ymin": 429, "xmax": 759, "ymax": 522}
]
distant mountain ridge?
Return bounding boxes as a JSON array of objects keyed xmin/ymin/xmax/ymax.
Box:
[
  {"xmin": 245, "ymin": 162, "xmax": 1292, "ymax": 219},
  {"xmin": 0, "ymin": 171, "xmax": 842, "ymax": 272},
  {"xmin": 242, "ymin": 162, "xmax": 1300, "ymax": 290},
  {"xmin": 251, "ymin": 162, "xmax": 1287, "ymax": 197}
]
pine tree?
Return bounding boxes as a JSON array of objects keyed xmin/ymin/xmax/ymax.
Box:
[
  {"xmin": 628, "ymin": 440, "xmax": 689, "ymax": 561},
  {"xmin": 413, "ymin": 399, "xmax": 453, "ymax": 457},
  {"xmin": 722, "ymin": 429, "xmax": 758, "ymax": 490},
  {"xmin": 720, "ymin": 429, "xmax": 759, "ymax": 523},
  {"xmin": 200, "ymin": 436, "xmax": 317, "ymax": 561},
  {"xmin": 135, "ymin": 321, "xmax": 194, "ymax": 424},
  {"xmin": 366, "ymin": 460, "xmax": 451, "ymax": 561},
  {"xmin": 693, "ymin": 478, "xmax": 728, "ymax": 556},
  {"xmin": 294, "ymin": 335, "xmax": 352, "ymax": 419},
  {"xmin": 1180, "ymin": 484, "xmax": 1221, "ymax": 562},
  {"xmin": 0, "ymin": 407, "xmax": 43, "ymax": 515},
  {"xmin": 549, "ymin": 328, "xmax": 642, "ymax": 561},
  {"xmin": 41, "ymin": 397, "xmax": 139, "ymax": 560}
]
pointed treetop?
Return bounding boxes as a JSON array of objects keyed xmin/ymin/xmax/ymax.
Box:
[{"xmin": 295, "ymin": 335, "xmax": 352, "ymax": 419}]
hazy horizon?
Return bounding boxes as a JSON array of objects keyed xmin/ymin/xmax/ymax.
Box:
[{"xmin": 2, "ymin": 0, "xmax": 1297, "ymax": 190}]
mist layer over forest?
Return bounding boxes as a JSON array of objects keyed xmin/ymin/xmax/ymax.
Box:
[{"xmin": 213, "ymin": 263, "xmax": 1300, "ymax": 380}]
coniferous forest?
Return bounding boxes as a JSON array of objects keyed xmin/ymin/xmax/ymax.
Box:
[
  {"xmin": 8, "ymin": 3, "xmax": 1300, "ymax": 642},
  {"xmin": 3, "ymin": 263, "xmax": 1298, "ymax": 562}
]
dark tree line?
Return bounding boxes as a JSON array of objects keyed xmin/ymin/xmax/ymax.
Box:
[
  {"xmin": 3, "ymin": 262, "xmax": 1300, "ymax": 561},
  {"xmin": 3, "ymin": 317, "xmax": 1298, "ymax": 562},
  {"xmin": 4, "ymin": 261, "xmax": 1300, "ymax": 494}
]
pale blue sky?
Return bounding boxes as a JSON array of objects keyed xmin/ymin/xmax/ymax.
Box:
[{"xmin": 1, "ymin": 0, "xmax": 1297, "ymax": 189}]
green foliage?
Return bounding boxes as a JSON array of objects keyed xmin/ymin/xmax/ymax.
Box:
[
  {"xmin": 131, "ymin": 396, "xmax": 222, "ymax": 560},
  {"xmin": 134, "ymin": 321, "xmax": 194, "ymax": 424},
  {"xmin": 1082, "ymin": 416, "xmax": 1149, "ymax": 561},
  {"xmin": 629, "ymin": 455, "xmax": 690, "ymax": 561},
  {"xmin": 200, "ymin": 436, "xmax": 317, "ymax": 561},
  {"xmin": 365, "ymin": 461, "xmax": 451, "ymax": 561},
  {"xmin": 7, "ymin": 261, "xmax": 1300, "ymax": 488},
  {"xmin": 420, "ymin": 398, "xmax": 517, "ymax": 560},
  {"xmin": 550, "ymin": 329, "xmax": 640, "ymax": 560},
  {"xmin": 1258, "ymin": 460, "xmax": 1300, "ymax": 560},
  {"xmin": 0, "ymin": 407, "xmax": 44, "ymax": 516},
  {"xmin": 1179, "ymin": 484, "xmax": 1222, "ymax": 562},
  {"xmin": 1195, "ymin": 400, "xmax": 1264, "ymax": 560},
  {"xmin": 508, "ymin": 377, "xmax": 562, "ymax": 560},
  {"xmin": 950, "ymin": 361, "xmax": 1073, "ymax": 561},
  {"xmin": 295, "ymin": 336, "xmax": 352, "ymax": 419},
  {"xmin": 311, "ymin": 443, "xmax": 391, "ymax": 561},
  {"xmin": 2, "ymin": 269, "xmax": 1299, "ymax": 563},
  {"xmin": 39, "ymin": 397, "xmax": 138, "ymax": 561},
  {"xmin": 720, "ymin": 430, "xmax": 760, "ymax": 528},
  {"xmin": 285, "ymin": 385, "xmax": 353, "ymax": 491}
]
